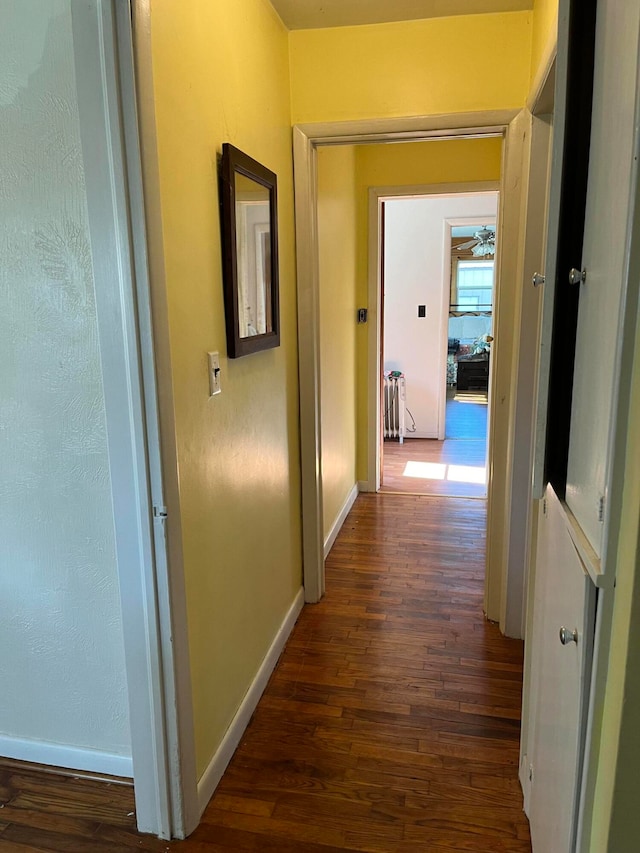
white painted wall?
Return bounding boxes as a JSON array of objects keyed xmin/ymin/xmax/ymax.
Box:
[
  {"xmin": 0, "ymin": 0, "xmax": 131, "ymax": 767},
  {"xmin": 383, "ymin": 193, "xmax": 498, "ymax": 438}
]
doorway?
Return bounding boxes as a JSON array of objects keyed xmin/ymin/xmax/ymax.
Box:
[
  {"xmin": 378, "ymin": 194, "xmax": 498, "ymax": 499},
  {"xmin": 0, "ymin": 0, "xmax": 191, "ymax": 837},
  {"xmin": 295, "ymin": 112, "xmax": 531, "ymax": 631}
]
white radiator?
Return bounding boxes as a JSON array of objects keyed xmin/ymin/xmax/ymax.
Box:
[{"xmin": 383, "ymin": 373, "xmax": 406, "ymax": 443}]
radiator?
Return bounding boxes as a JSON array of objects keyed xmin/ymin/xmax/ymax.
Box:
[{"xmin": 383, "ymin": 373, "xmax": 406, "ymax": 443}]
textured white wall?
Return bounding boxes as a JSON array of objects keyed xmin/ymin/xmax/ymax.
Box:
[
  {"xmin": 0, "ymin": 1, "xmax": 131, "ymax": 760},
  {"xmin": 384, "ymin": 194, "xmax": 498, "ymax": 437}
]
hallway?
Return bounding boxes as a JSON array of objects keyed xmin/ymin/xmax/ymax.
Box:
[{"xmin": 0, "ymin": 494, "xmax": 530, "ymax": 851}]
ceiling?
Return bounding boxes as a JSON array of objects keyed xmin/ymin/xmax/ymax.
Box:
[
  {"xmin": 452, "ymin": 225, "xmax": 496, "ymax": 238},
  {"xmin": 270, "ymin": 0, "xmax": 533, "ymax": 30}
]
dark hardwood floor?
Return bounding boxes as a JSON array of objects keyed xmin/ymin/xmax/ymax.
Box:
[{"xmin": 0, "ymin": 494, "xmax": 530, "ymax": 851}]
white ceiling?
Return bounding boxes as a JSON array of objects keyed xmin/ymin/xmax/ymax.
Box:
[
  {"xmin": 270, "ymin": 0, "xmax": 533, "ymax": 30},
  {"xmin": 452, "ymin": 224, "xmax": 496, "ymax": 237}
]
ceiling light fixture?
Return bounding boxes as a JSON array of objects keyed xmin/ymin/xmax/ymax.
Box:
[{"xmin": 457, "ymin": 226, "xmax": 496, "ymax": 257}]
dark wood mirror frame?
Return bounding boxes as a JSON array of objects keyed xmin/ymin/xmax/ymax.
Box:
[{"xmin": 220, "ymin": 143, "xmax": 280, "ymax": 358}]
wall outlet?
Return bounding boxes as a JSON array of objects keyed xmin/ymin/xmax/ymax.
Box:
[{"xmin": 207, "ymin": 351, "xmax": 221, "ymax": 396}]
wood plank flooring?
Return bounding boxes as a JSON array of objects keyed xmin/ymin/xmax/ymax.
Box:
[
  {"xmin": 0, "ymin": 494, "xmax": 530, "ymax": 851},
  {"xmin": 381, "ymin": 393, "xmax": 488, "ymax": 498},
  {"xmin": 381, "ymin": 438, "xmax": 487, "ymax": 498}
]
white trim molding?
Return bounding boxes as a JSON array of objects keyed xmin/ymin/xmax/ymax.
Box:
[
  {"xmin": 295, "ymin": 110, "xmax": 519, "ymax": 146},
  {"xmin": 293, "ymin": 111, "xmax": 523, "ymax": 633},
  {"xmin": 73, "ymin": 1, "xmax": 192, "ymax": 839},
  {"xmin": 324, "ymin": 484, "xmax": 359, "ymax": 559},
  {"xmin": 196, "ymin": 589, "xmax": 305, "ymax": 816},
  {"xmin": 0, "ymin": 736, "xmax": 133, "ymax": 779},
  {"xmin": 485, "ymin": 113, "xmax": 529, "ymax": 631},
  {"xmin": 129, "ymin": 0, "xmax": 199, "ymax": 838},
  {"xmin": 294, "ymin": 127, "xmax": 325, "ymax": 604}
]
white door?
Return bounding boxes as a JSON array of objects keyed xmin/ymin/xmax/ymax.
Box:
[
  {"xmin": 527, "ymin": 489, "xmax": 596, "ymax": 851},
  {"xmin": 565, "ymin": 0, "xmax": 640, "ymax": 555},
  {"xmin": 525, "ymin": 0, "xmax": 640, "ymax": 849},
  {"xmin": 504, "ymin": 110, "xmax": 553, "ymax": 641},
  {"xmin": 0, "ymin": 0, "xmax": 181, "ymax": 837},
  {"xmin": 523, "ymin": 0, "xmax": 598, "ymax": 847}
]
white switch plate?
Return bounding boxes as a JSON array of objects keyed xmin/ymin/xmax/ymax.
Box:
[{"xmin": 207, "ymin": 351, "xmax": 221, "ymax": 396}]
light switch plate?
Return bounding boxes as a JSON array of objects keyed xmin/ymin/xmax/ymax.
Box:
[{"xmin": 207, "ymin": 351, "xmax": 221, "ymax": 396}]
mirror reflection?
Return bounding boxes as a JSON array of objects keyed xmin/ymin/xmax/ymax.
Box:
[
  {"xmin": 220, "ymin": 143, "xmax": 279, "ymax": 358},
  {"xmin": 235, "ymin": 173, "xmax": 272, "ymax": 339}
]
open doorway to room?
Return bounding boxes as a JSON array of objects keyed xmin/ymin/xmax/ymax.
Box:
[
  {"xmin": 379, "ymin": 193, "xmax": 498, "ymax": 499},
  {"xmin": 304, "ymin": 126, "xmax": 517, "ymax": 625},
  {"xmin": 0, "ymin": 0, "xmax": 192, "ymax": 838}
]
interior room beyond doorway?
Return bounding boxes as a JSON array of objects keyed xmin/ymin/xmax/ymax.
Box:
[{"xmin": 381, "ymin": 195, "xmax": 497, "ymax": 498}]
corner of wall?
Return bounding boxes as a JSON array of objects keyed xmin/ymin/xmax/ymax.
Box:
[{"xmin": 529, "ymin": 1, "xmax": 558, "ymax": 93}]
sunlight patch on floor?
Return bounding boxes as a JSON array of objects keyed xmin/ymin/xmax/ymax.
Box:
[
  {"xmin": 447, "ymin": 464, "xmax": 487, "ymax": 484},
  {"xmin": 403, "ymin": 460, "xmax": 486, "ymax": 484},
  {"xmin": 403, "ymin": 461, "xmax": 447, "ymax": 480},
  {"xmin": 453, "ymin": 393, "xmax": 488, "ymax": 404}
]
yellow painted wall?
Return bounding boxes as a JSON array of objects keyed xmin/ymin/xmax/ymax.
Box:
[
  {"xmin": 149, "ymin": 0, "xmax": 301, "ymax": 777},
  {"xmin": 289, "ymin": 13, "xmax": 533, "ymax": 125},
  {"xmin": 353, "ymin": 138, "xmax": 503, "ymax": 478},
  {"xmin": 530, "ymin": 0, "xmax": 558, "ymax": 85},
  {"xmin": 145, "ymin": 0, "xmax": 536, "ymax": 791},
  {"xmin": 317, "ymin": 146, "xmax": 358, "ymax": 537}
]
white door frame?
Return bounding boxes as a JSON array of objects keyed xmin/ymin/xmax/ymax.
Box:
[
  {"xmin": 75, "ymin": 1, "xmax": 198, "ymax": 838},
  {"xmin": 367, "ymin": 189, "xmax": 499, "ymax": 486},
  {"xmin": 293, "ymin": 110, "xmax": 527, "ymax": 627}
]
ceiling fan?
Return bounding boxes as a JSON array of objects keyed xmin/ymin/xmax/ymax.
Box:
[{"xmin": 455, "ymin": 226, "xmax": 496, "ymax": 257}]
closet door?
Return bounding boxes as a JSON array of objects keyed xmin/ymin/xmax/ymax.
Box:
[
  {"xmin": 565, "ymin": 0, "xmax": 640, "ymax": 556},
  {"xmin": 527, "ymin": 490, "xmax": 596, "ymax": 852}
]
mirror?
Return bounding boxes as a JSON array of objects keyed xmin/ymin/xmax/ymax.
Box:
[{"xmin": 220, "ymin": 144, "xmax": 280, "ymax": 357}]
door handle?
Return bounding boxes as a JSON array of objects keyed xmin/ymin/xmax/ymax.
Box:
[
  {"xmin": 532, "ymin": 272, "xmax": 545, "ymax": 288},
  {"xmin": 559, "ymin": 626, "xmax": 578, "ymax": 645}
]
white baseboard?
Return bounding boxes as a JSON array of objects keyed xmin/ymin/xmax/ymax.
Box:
[
  {"xmin": 323, "ymin": 483, "xmax": 359, "ymax": 559},
  {"xmin": 196, "ymin": 587, "xmax": 305, "ymax": 816},
  {"xmin": 0, "ymin": 735, "xmax": 133, "ymax": 778},
  {"xmin": 358, "ymin": 480, "xmax": 373, "ymax": 493}
]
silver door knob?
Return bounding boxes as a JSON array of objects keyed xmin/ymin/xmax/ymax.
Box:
[
  {"xmin": 569, "ymin": 268, "xmax": 586, "ymax": 285},
  {"xmin": 532, "ymin": 272, "xmax": 545, "ymax": 288},
  {"xmin": 559, "ymin": 626, "xmax": 578, "ymax": 645}
]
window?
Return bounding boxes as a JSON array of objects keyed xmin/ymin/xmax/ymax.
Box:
[{"xmin": 454, "ymin": 261, "xmax": 494, "ymax": 313}]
